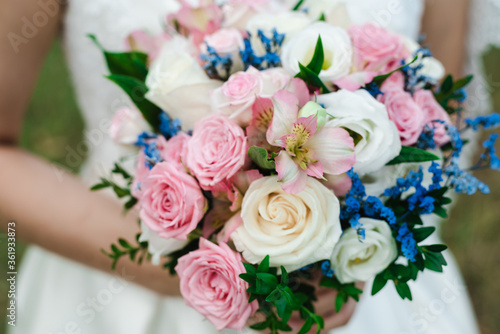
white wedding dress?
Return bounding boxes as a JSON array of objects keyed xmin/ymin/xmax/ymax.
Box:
[{"xmin": 12, "ymin": 1, "xmax": 481, "ymax": 333}]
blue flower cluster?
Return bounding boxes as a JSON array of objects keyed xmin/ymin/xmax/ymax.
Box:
[
  {"xmin": 401, "ymin": 48, "xmax": 436, "ymax": 92},
  {"xmin": 321, "ymin": 261, "xmax": 334, "ymax": 278},
  {"xmin": 417, "ymin": 124, "xmax": 437, "ymax": 150},
  {"xmin": 135, "ymin": 131, "xmax": 162, "ymax": 169},
  {"xmin": 200, "ymin": 44, "xmax": 233, "ymax": 79},
  {"xmin": 384, "ymin": 163, "xmax": 441, "ymax": 215},
  {"xmin": 396, "ymin": 223, "xmax": 417, "ymax": 262},
  {"xmin": 341, "ymin": 170, "xmax": 398, "ymax": 240},
  {"xmin": 240, "ymin": 29, "xmax": 285, "ymax": 70},
  {"xmin": 364, "ymin": 82, "xmax": 383, "ymax": 98},
  {"xmin": 446, "ymin": 124, "xmax": 463, "ymax": 157},
  {"xmin": 159, "ymin": 112, "xmax": 182, "ymax": 139},
  {"xmin": 482, "ymin": 134, "xmax": 500, "ymax": 170},
  {"xmin": 444, "ymin": 157, "xmax": 490, "ymax": 194},
  {"xmin": 465, "ymin": 113, "xmax": 500, "ymax": 130}
]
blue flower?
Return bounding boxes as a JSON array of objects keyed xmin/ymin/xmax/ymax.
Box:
[
  {"xmin": 321, "ymin": 261, "xmax": 334, "ymax": 278},
  {"xmin": 481, "ymin": 133, "xmax": 500, "ymax": 171},
  {"xmin": 396, "ymin": 223, "xmax": 418, "ymax": 262},
  {"xmin": 444, "ymin": 157, "xmax": 490, "ymax": 195},
  {"xmin": 364, "ymin": 82, "xmax": 383, "ymax": 98},
  {"xmin": 135, "ymin": 131, "xmax": 162, "ymax": 169},
  {"xmin": 465, "ymin": 113, "xmax": 500, "ymax": 130},
  {"xmin": 240, "ymin": 29, "xmax": 285, "ymax": 70},
  {"xmin": 429, "ymin": 162, "xmax": 443, "ymax": 190},
  {"xmin": 446, "ymin": 124, "xmax": 463, "ymax": 158},
  {"xmin": 159, "ymin": 112, "xmax": 181, "ymax": 139},
  {"xmin": 200, "ymin": 44, "xmax": 233, "ymax": 79}
]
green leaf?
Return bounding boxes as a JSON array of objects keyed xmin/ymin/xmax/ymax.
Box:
[
  {"xmin": 266, "ymin": 288, "xmax": 282, "ymax": 302},
  {"xmin": 318, "ymin": 13, "xmax": 326, "ymax": 22},
  {"xmin": 112, "ymin": 185, "xmax": 129, "ymax": 198},
  {"xmin": 258, "ymin": 255, "xmax": 270, "ymax": 273},
  {"xmin": 386, "ymin": 146, "xmax": 440, "ymax": 165},
  {"xmin": 90, "ymin": 182, "xmax": 110, "ymax": 191},
  {"xmin": 280, "ymin": 266, "xmax": 289, "ymax": 286},
  {"xmin": 250, "ymin": 320, "xmax": 270, "ymax": 331},
  {"xmin": 412, "ymin": 226, "xmax": 436, "ymax": 243},
  {"xmin": 394, "ymin": 281, "xmax": 412, "ymax": 300},
  {"xmin": 298, "ymin": 317, "xmax": 314, "ymax": 334},
  {"xmin": 371, "ymin": 272, "xmax": 388, "ymax": 295},
  {"xmin": 248, "ymin": 146, "xmax": 276, "ymax": 170},
  {"xmin": 292, "ymin": 0, "xmax": 305, "ymax": 11},
  {"xmin": 88, "ymin": 34, "xmax": 148, "ymax": 81},
  {"xmin": 372, "ymin": 55, "xmax": 418, "ymax": 86},
  {"xmin": 422, "ymin": 244, "xmax": 448, "ymax": 253},
  {"xmin": 295, "ymin": 62, "xmax": 330, "ymax": 93},
  {"xmin": 124, "ymin": 197, "xmax": 138, "ymax": 210},
  {"xmin": 118, "ymin": 238, "xmax": 132, "ymax": 249},
  {"xmin": 335, "ymin": 291, "xmax": 347, "ymax": 312},
  {"xmin": 243, "ymin": 262, "xmax": 257, "ymax": 274},
  {"xmin": 256, "ymin": 273, "xmax": 279, "ymax": 294},
  {"xmin": 306, "ymin": 37, "xmax": 324, "ymax": 75},
  {"xmin": 433, "ymin": 206, "xmax": 448, "ymax": 218},
  {"xmin": 112, "ymin": 163, "xmax": 132, "ymax": 179},
  {"xmin": 424, "ymin": 251, "xmax": 447, "ymax": 272},
  {"xmin": 106, "ymin": 74, "xmax": 162, "ymax": 130},
  {"xmin": 239, "ymin": 273, "xmax": 256, "ymax": 284}
]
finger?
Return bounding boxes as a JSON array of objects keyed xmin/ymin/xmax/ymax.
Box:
[{"xmin": 321, "ymin": 297, "xmax": 357, "ymax": 332}]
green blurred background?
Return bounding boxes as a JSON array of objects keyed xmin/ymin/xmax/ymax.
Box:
[{"xmin": 0, "ymin": 39, "xmax": 499, "ymax": 333}]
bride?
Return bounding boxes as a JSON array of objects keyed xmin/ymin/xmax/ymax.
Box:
[{"xmin": 0, "ymin": 0, "xmax": 481, "ymax": 333}]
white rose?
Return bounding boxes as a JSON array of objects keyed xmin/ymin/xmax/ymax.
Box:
[
  {"xmin": 222, "ymin": 0, "xmax": 285, "ymax": 30},
  {"xmin": 202, "ymin": 28, "xmax": 245, "ymax": 75},
  {"xmin": 109, "ymin": 107, "xmax": 151, "ymax": 145},
  {"xmin": 402, "ymin": 36, "xmax": 445, "ymax": 83},
  {"xmin": 231, "ymin": 176, "xmax": 343, "ymax": 272},
  {"xmin": 330, "ymin": 218, "xmax": 398, "ymax": 283},
  {"xmin": 281, "ymin": 22, "xmax": 353, "ymax": 83},
  {"xmin": 139, "ymin": 222, "xmax": 188, "ymax": 266},
  {"xmin": 246, "ymin": 11, "xmax": 312, "ymax": 56},
  {"xmin": 145, "ymin": 36, "xmax": 222, "ymax": 130},
  {"xmin": 317, "ymin": 89, "xmax": 401, "ymax": 175}
]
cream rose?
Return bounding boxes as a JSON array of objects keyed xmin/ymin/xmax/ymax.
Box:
[
  {"xmin": 231, "ymin": 176, "xmax": 343, "ymax": 272},
  {"xmin": 317, "ymin": 90, "xmax": 401, "ymax": 175},
  {"xmin": 330, "ymin": 218, "xmax": 398, "ymax": 284},
  {"xmin": 281, "ymin": 22, "xmax": 353, "ymax": 83},
  {"xmin": 145, "ymin": 36, "xmax": 222, "ymax": 130}
]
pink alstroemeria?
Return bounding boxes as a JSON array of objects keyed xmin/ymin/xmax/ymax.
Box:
[{"xmin": 267, "ymin": 90, "xmax": 356, "ymax": 194}]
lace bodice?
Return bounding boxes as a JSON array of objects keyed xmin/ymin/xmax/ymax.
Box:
[{"xmin": 62, "ymin": 0, "xmax": 424, "ymax": 182}]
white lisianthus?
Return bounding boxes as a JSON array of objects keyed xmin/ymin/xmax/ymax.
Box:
[
  {"xmin": 139, "ymin": 222, "xmax": 188, "ymax": 266},
  {"xmin": 109, "ymin": 107, "xmax": 151, "ymax": 145},
  {"xmin": 330, "ymin": 218, "xmax": 398, "ymax": 283},
  {"xmin": 298, "ymin": 0, "xmax": 350, "ymax": 28},
  {"xmin": 281, "ymin": 22, "xmax": 353, "ymax": 83},
  {"xmin": 231, "ymin": 176, "xmax": 343, "ymax": 272},
  {"xmin": 318, "ymin": 89, "xmax": 401, "ymax": 175},
  {"xmin": 145, "ymin": 36, "xmax": 222, "ymax": 130},
  {"xmin": 402, "ymin": 36, "xmax": 445, "ymax": 83},
  {"xmin": 246, "ymin": 11, "xmax": 312, "ymax": 56}
]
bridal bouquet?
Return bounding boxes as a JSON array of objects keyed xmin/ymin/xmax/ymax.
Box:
[{"xmin": 91, "ymin": 0, "xmax": 500, "ymax": 332}]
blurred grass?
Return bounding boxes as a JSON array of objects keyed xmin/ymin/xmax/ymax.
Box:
[{"xmin": 0, "ymin": 40, "xmax": 499, "ymax": 334}]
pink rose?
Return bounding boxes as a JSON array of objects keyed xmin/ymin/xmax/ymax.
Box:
[
  {"xmin": 414, "ymin": 89, "xmax": 451, "ymax": 146},
  {"xmin": 161, "ymin": 132, "xmax": 190, "ymax": 170},
  {"xmin": 185, "ymin": 114, "xmax": 247, "ymax": 189},
  {"xmin": 125, "ymin": 30, "xmax": 170, "ymax": 62},
  {"xmin": 139, "ymin": 162, "xmax": 207, "ymax": 240},
  {"xmin": 175, "ymin": 238, "xmax": 258, "ymax": 331},
  {"xmin": 211, "ymin": 67, "xmax": 294, "ymax": 126},
  {"xmin": 349, "ymin": 23, "xmax": 409, "ymax": 73},
  {"xmin": 379, "ymin": 85, "xmax": 425, "ymax": 146},
  {"xmin": 109, "ymin": 107, "xmax": 151, "ymax": 145}
]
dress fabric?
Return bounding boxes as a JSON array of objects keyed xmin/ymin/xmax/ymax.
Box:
[{"xmin": 11, "ymin": 0, "xmax": 480, "ymax": 333}]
